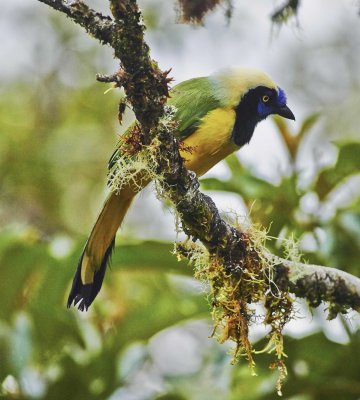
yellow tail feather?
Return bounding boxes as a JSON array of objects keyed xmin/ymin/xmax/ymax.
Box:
[{"xmin": 67, "ymin": 180, "xmax": 145, "ymax": 310}]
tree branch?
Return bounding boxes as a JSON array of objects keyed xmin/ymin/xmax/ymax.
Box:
[
  {"xmin": 37, "ymin": 0, "xmax": 360, "ymax": 316},
  {"xmin": 269, "ymin": 253, "xmax": 360, "ymax": 317},
  {"xmin": 38, "ymin": 0, "xmax": 115, "ymax": 45}
]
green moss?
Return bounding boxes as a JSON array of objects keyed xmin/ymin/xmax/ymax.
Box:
[
  {"xmin": 175, "ymin": 222, "xmax": 296, "ymax": 393},
  {"xmin": 108, "ymin": 106, "xmax": 179, "ymax": 194}
]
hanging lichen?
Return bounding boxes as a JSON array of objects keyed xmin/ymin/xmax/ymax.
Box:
[
  {"xmin": 108, "ymin": 105, "xmax": 179, "ymax": 194},
  {"xmin": 175, "ymin": 222, "xmax": 296, "ymax": 395}
]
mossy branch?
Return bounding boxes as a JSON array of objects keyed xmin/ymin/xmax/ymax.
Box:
[
  {"xmin": 38, "ymin": 0, "xmax": 360, "ymax": 324},
  {"xmin": 269, "ymin": 253, "xmax": 360, "ymax": 317},
  {"xmin": 37, "ymin": 0, "xmax": 115, "ymax": 45}
]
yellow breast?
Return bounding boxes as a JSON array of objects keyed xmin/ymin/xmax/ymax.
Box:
[{"xmin": 180, "ymin": 108, "xmax": 238, "ymax": 177}]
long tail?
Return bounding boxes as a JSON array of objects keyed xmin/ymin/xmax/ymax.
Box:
[{"xmin": 67, "ymin": 183, "xmax": 139, "ymax": 311}]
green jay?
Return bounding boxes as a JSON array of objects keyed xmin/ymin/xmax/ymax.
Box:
[{"xmin": 67, "ymin": 67, "xmax": 295, "ymax": 311}]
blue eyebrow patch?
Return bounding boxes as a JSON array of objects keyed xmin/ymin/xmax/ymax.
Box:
[{"xmin": 277, "ymin": 87, "xmax": 287, "ymax": 106}]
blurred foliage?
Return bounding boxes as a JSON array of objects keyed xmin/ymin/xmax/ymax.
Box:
[
  {"xmin": 1, "ymin": 2, "xmax": 360, "ymax": 400},
  {"xmin": 271, "ymin": 0, "xmax": 300, "ymax": 25},
  {"xmin": 176, "ymin": 0, "xmax": 232, "ymax": 24}
]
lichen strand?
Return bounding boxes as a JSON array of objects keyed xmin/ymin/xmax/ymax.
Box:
[
  {"xmin": 108, "ymin": 106, "xmax": 179, "ymax": 195},
  {"xmin": 107, "ymin": 125, "xmax": 156, "ymax": 193},
  {"xmin": 176, "ymin": 225, "xmax": 294, "ymax": 390}
]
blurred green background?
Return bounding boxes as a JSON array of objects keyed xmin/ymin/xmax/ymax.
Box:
[{"xmin": 1, "ymin": 0, "xmax": 360, "ymax": 399}]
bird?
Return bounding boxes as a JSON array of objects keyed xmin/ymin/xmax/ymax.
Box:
[{"xmin": 67, "ymin": 67, "xmax": 295, "ymax": 311}]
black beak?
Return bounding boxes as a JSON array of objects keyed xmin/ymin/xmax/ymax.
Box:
[{"xmin": 277, "ymin": 105, "xmax": 295, "ymax": 121}]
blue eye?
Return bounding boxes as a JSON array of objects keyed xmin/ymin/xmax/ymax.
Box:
[{"xmin": 262, "ymin": 95, "xmax": 270, "ymax": 103}]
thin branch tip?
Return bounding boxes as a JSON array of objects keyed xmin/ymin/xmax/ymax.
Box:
[
  {"xmin": 270, "ymin": 254, "xmax": 360, "ymax": 316},
  {"xmin": 38, "ymin": 0, "xmax": 115, "ymax": 45},
  {"xmin": 96, "ymin": 72, "xmax": 123, "ymax": 85}
]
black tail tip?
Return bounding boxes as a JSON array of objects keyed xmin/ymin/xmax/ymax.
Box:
[
  {"xmin": 67, "ymin": 285, "xmax": 94, "ymax": 311},
  {"xmin": 67, "ymin": 294, "xmax": 89, "ymax": 312},
  {"xmin": 67, "ymin": 239, "xmax": 115, "ymax": 312}
]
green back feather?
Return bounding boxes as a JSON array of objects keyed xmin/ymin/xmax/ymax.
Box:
[{"xmin": 169, "ymin": 77, "xmax": 221, "ymax": 140}]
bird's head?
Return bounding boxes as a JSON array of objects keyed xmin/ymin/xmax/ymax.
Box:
[{"xmin": 210, "ymin": 67, "xmax": 295, "ymax": 147}]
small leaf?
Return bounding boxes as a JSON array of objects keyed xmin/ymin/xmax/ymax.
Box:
[
  {"xmin": 298, "ymin": 112, "xmax": 321, "ymax": 140},
  {"xmin": 315, "ymin": 142, "xmax": 360, "ymax": 199}
]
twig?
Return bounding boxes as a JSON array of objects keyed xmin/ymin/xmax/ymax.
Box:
[
  {"xmin": 38, "ymin": 0, "xmax": 115, "ymax": 45},
  {"xmin": 269, "ymin": 254, "xmax": 360, "ymax": 316}
]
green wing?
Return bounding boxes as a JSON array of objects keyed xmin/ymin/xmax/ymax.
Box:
[
  {"xmin": 168, "ymin": 76, "xmax": 221, "ymax": 140},
  {"xmin": 108, "ymin": 76, "xmax": 220, "ymax": 170}
]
